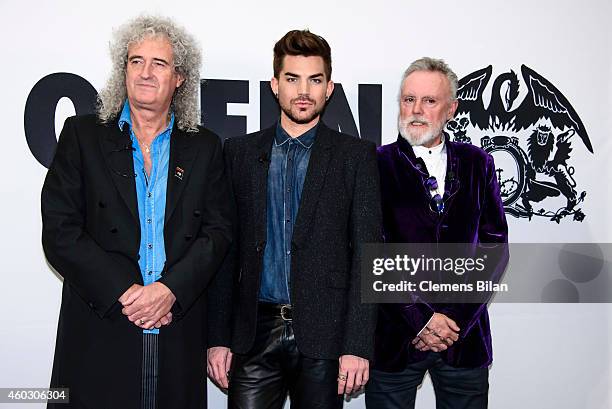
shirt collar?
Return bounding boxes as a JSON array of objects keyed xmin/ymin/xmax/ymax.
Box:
[
  {"xmin": 118, "ymin": 100, "xmax": 175, "ymax": 137},
  {"xmin": 275, "ymin": 121, "xmax": 318, "ymax": 149},
  {"xmin": 412, "ymin": 133, "xmax": 446, "ymax": 159}
]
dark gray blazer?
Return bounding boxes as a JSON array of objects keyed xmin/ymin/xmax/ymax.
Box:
[{"xmin": 207, "ymin": 123, "xmax": 382, "ymax": 360}]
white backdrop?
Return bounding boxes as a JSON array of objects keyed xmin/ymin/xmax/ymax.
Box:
[{"xmin": 1, "ymin": 0, "xmax": 611, "ymax": 408}]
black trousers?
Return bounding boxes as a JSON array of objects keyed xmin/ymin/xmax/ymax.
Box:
[
  {"xmin": 228, "ymin": 304, "xmax": 343, "ymax": 409},
  {"xmin": 365, "ymin": 353, "xmax": 488, "ymax": 409}
]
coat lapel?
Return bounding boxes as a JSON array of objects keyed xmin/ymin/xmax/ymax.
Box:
[
  {"xmin": 165, "ymin": 126, "xmax": 199, "ymax": 223},
  {"xmin": 100, "ymin": 123, "xmax": 139, "ymax": 223},
  {"xmin": 292, "ymin": 124, "xmax": 335, "ymax": 246}
]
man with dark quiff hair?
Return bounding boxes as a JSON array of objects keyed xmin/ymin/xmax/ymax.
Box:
[{"xmin": 207, "ymin": 29, "xmax": 381, "ymax": 408}]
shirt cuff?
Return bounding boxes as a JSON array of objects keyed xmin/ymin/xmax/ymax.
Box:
[{"xmin": 417, "ymin": 314, "xmax": 435, "ymax": 336}]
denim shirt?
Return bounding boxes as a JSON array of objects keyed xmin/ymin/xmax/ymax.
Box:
[
  {"xmin": 258, "ymin": 122, "xmax": 318, "ymax": 304},
  {"xmin": 118, "ymin": 100, "xmax": 174, "ymax": 334}
]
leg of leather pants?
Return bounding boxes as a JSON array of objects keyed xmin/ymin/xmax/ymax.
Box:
[{"xmin": 228, "ymin": 310, "xmax": 343, "ymax": 409}]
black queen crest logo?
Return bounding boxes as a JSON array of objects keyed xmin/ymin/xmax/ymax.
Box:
[{"xmin": 447, "ymin": 65, "xmax": 593, "ymax": 223}]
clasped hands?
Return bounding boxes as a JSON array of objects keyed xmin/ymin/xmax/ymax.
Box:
[
  {"xmin": 118, "ymin": 282, "xmax": 176, "ymax": 330},
  {"xmin": 412, "ymin": 313, "xmax": 460, "ymax": 352}
]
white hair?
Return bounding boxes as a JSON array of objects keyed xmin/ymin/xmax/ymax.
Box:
[{"xmin": 399, "ymin": 57, "xmax": 458, "ymax": 101}]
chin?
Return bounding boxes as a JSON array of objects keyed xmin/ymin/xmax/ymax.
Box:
[
  {"xmin": 132, "ymin": 97, "xmax": 158, "ymax": 106},
  {"xmin": 399, "ymin": 128, "xmax": 436, "ymax": 147},
  {"xmin": 290, "ymin": 109, "xmax": 319, "ymax": 125},
  {"xmin": 408, "ymin": 128, "xmax": 429, "ymax": 139}
]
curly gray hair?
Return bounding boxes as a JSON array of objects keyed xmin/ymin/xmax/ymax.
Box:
[{"xmin": 97, "ymin": 15, "xmax": 202, "ymax": 132}]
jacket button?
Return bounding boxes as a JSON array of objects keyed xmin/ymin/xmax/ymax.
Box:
[
  {"xmin": 88, "ymin": 302, "xmax": 95, "ymax": 309},
  {"xmin": 256, "ymin": 242, "xmax": 265, "ymax": 252},
  {"xmin": 193, "ymin": 210, "xmax": 201, "ymax": 217},
  {"xmin": 98, "ymin": 201, "xmax": 106, "ymax": 208},
  {"xmin": 185, "ymin": 234, "xmax": 193, "ymax": 241},
  {"xmin": 110, "ymin": 227, "xmax": 118, "ymax": 233}
]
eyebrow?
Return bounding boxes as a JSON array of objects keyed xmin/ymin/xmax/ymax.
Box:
[
  {"xmin": 402, "ymin": 94, "xmax": 438, "ymax": 99},
  {"xmin": 128, "ymin": 55, "xmax": 170, "ymax": 65},
  {"xmin": 284, "ymin": 72, "xmax": 324, "ymax": 79}
]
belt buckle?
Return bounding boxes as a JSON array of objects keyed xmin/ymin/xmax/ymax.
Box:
[{"xmin": 280, "ymin": 304, "xmax": 292, "ymax": 321}]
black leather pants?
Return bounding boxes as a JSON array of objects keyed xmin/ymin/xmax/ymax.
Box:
[{"xmin": 228, "ymin": 303, "xmax": 343, "ymax": 409}]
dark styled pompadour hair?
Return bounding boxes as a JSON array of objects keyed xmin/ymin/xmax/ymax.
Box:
[{"xmin": 273, "ymin": 29, "xmax": 332, "ymax": 79}]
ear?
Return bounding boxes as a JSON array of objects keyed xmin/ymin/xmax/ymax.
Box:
[
  {"xmin": 270, "ymin": 76, "xmax": 279, "ymax": 98},
  {"xmin": 326, "ymin": 80, "xmax": 335, "ymax": 101},
  {"xmin": 176, "ymin": 73, "xmax": 185, "ymax": 88},
  {"xmin": 448, "ymin": 99, "xmax": 458, "ymax": 120}
]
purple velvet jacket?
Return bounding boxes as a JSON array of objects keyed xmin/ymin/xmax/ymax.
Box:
[{"xmin": 374, "ymin": 134, "xmax": 508, "ymax": 371}]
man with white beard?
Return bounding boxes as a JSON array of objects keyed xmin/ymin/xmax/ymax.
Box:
[{"xmin": 366, "ymin": 58, "xmax": 508, "ymax": 409}]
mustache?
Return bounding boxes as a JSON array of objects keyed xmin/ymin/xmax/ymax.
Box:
[
  {"xmin": 399, "ymin": 116, "xmax": 431, "ymax": 126},
  {"xmin": 292, "ymin": 96, "xmax": 315, "ymax": 104}
]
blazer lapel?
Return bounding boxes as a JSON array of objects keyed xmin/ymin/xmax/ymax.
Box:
[
  {"xmin": 165, "ymin": 126, "xmax": 198, "ymax": 223},
  {"xmin": 250, "ymin": 127, "xmax": 275, "ymax": 242},
  {"xmin": 100, "ymin": 123, "xmax": 139, "ymax": 223},
  {"xmin": 443, "ymin": 139, "xmax": 461, "ymax": 205},
  {"xmin": 292, "ymin": 124, "xmax": 334, "ymax": 246}
]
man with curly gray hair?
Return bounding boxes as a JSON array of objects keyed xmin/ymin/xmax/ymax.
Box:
[
  {"xmin": 42, "ymin": 15, "xmax": 233, "ymax": 409},
  {"xmin": 97, "ymin": 15, "xmax": 202, "ymax": 132}
]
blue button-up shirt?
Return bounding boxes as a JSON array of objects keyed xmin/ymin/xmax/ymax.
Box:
[
  {"xmin": 259, "ymin": 122, "xmax": 318, "ymax": 304},
  {"xmin": 118, "ymin": 100, "xmax": 173, "ymax": 334}
]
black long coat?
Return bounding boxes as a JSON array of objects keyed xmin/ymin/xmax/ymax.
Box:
[{"xmin": 42, "ymin": 114, "xmax": 233, "ymax": 408}]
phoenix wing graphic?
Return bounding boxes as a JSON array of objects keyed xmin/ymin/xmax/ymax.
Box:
[
  {"xmin": 514, "ymin": 65, "xmax": 593, "ymax": 153},
  {"xmin": 455, "ymin": 65, "xmax": 493, "ymax": 130}
]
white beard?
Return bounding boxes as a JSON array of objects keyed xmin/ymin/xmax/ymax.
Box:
[{"xmin": 398, "ymin": 115, "xmax": 446, "ymax": 147}]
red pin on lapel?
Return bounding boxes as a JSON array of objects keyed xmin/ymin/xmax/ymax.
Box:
[{"xmin": 174, "ymin": 166, "xmax": 184, "ymax": 180}]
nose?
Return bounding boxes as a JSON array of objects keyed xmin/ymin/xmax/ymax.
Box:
[
  {"xmin": 411, "ymin": 99, "xmax": 423, "ymax": 115},
  {"xmin": 140, "ymin": 61, "xmax": 153, "ymax": 79},
  {"xmin": 298, "ymin": 79, "xmax": 309, "ymax": 96}
]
